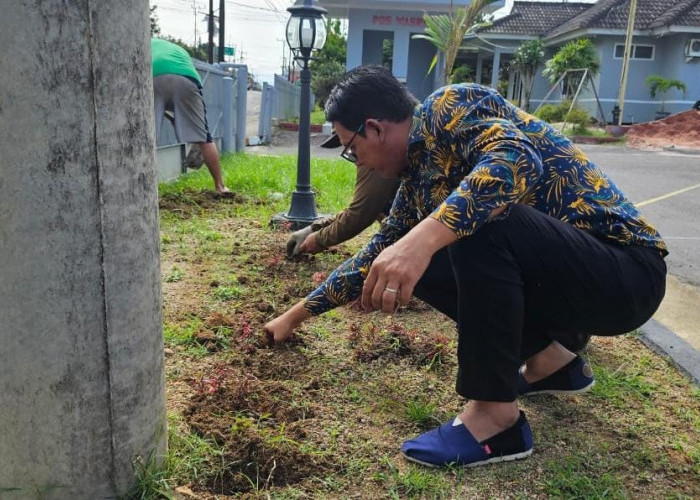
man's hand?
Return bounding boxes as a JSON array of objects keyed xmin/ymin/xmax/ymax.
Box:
[
  {"xmin": 297, "ymin": 232, "xmax": 325, "ymax": 254},
  {"xmin": 361, "ymin": 242, "xmax": 431, "ymax": 313},
  {"xmin": 263, "ymin": 301, "xmax": 312, "ymax": 344},
  {"xmin": 361, "ymin": 218, "xmax": 458, "ymax": 313},
  {"xmin": 286, "ymin": 226, "xmax": 313, "ymax": 258}
]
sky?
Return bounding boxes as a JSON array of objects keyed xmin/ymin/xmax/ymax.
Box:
[
  {"xmin": 151, "ymin": 0, "xmax": 296, "ymax": 84},
  {"xmin": 150, "ymin": 0, "xmax": 599, "ymax": 84}
]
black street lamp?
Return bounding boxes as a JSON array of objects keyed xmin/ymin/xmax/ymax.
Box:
[{"xmin": 271, "ymin": 0, "xmax": 328, "ymax": 229}]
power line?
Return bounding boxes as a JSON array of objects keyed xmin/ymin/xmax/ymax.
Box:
[{"xmin": 227, "ymin": 1, "xmax": 283, "ymax": 13}]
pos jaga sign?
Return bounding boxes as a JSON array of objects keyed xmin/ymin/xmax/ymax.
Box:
[{"xmin": 372, "ymin": 15, "xmax": 425, "ymax": 26}]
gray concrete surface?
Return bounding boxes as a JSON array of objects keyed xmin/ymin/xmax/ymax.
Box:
[
  {"xmin": 247, "ymin": 89, "xmax": 261, "ymax": 140},
  {"xmin": 0, "ymin": 3, "xmax": 166, "ymax": 498}
]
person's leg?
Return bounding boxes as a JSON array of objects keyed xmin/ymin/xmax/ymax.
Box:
[
  {"xmin": 152, "ymin": 76, "xmax": 171, "ymax": 142},
  {"xmin": 519, "ymin": 340, "xmax": 576, "ymax": 384},
  {"xmin": 199, "ymin": 141, "xmax": 228, "ymax": 193},
  {"xmin": 403, "ymin": 204, "xmax": 665, "ymax": 466},
  {"xmin": 171, "ymin": 76, "xmax": 228, "ymax": 193},
  {"xmin": 449, "ymin": 204, "xmax": 665, "ymax": 434}
]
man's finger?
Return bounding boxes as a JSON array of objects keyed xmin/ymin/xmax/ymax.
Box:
[
  {"xmin": 371, "ymin": 280, "xmax": 389, "ymax": 310},
  {"xmin": 381, "ymin": 285, "xmax": 400, "ymax": 313},
  {"xmin": 362, "ymin": 268, "xmax": 378, "ymax": 311},
  {"xmin": 285, "ymin": 237, "xmax": 297, "ymax": 258},
  {"xmin": 397, "ymin": 284, "xmax": 412, "ymax": 308}
]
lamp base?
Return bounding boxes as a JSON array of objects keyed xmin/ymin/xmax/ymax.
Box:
[{"xmin": 270, "ymin": 212, "xmax": 331, "ymax": 231}]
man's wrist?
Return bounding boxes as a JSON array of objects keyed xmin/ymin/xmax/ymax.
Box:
[
  {"xmin": 402, "ymin": 217, "xmax": 457, "ymax": 257},
  {"xmin": 288, "ymin": 300, "xmax": 313, "ymax": 324}
]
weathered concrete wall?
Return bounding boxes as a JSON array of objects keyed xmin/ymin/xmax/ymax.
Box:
[{"xmin": 0, "ymin": 1, "xmax": 166, "ymax": 498}]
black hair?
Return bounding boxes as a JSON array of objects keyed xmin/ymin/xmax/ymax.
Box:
[{"xmin": 324, "ymin": 65, "xmax": 418, "ymax": 133}]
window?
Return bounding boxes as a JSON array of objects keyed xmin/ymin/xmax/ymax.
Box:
[{"xmin": 614, "ymin": 43, "xmax": 654, "ymax": 60}]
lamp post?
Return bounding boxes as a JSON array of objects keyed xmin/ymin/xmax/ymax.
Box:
[{"xmin": 271, "ymin": 0, "xmax": 328, "ymax": 229}]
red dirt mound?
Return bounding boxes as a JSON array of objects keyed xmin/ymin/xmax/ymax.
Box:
[{"xmin": 626, "ymin": 110, "xmax": 700, "ymax": 150}]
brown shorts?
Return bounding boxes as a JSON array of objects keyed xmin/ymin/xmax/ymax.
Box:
[{"xmin": 154, "ymin": 74, "xmax": 212, "ymax": 143}]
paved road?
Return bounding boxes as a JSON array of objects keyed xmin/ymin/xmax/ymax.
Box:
[{"xmin": 583, "ymin": 145, "xmax": 700, "ymax": 288}]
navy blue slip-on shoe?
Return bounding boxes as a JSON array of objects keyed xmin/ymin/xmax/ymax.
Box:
[
  {"xmin": 518, "ymin": 355, "xmax": 595, "ymax": 396},
  {"xmin": 401, "ymin": 411, "xmax": 533, "ymax": 468}
]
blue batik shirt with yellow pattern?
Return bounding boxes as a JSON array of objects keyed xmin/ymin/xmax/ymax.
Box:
[{"xmin": 304, "ymin": 84, "xmax": 667, "ymax": 315}]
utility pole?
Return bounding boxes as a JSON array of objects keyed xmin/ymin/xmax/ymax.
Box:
[
  {"xmin": 192, "ymin": 0, "xmax": 197, "ymax": 48},
  {"xmin": 279, "ymin": 38, "xmax": 286, "ymax": 77},
  {"xmin": 207, "ymin": 0, "xmax": 214, "ymax": 63},
  {"xmin": 218, "ymin": 0, "xmax": 225, "ymax": 62},
  {"xmin": 617, "ymin": 0, "xmax": 638, "ymax": 125}
]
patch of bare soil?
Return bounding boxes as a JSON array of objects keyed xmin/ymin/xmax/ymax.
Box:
[
  {"xmin": 627, "ymin": 110, "xmax": 700, "ymax": 150},
  {"xmin": 160, "ymin": 197, "xmax": 459, "ymax": 496},
  {"xmin": 161, "ymin": 189, "xmax": 700, "ymax": 498},
  {"xmin": 184, "ymin": 364, "xmax": 334, "ymax": 493}
]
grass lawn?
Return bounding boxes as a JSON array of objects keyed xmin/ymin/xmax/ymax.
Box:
[{"xmin": 142, "ymin": 152, "xmax": 700, "ymax": 499}]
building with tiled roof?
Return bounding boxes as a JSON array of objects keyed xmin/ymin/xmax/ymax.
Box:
[
  {"xmin": 318, "ymin": 0, "xmax": 505, "ymax": 100},
  {"xmin": 316, "ymin": 0, "xmax": 699, "ymax": 122},
  {"xmin": 483, "ymin": 1, "xmax": 592, "ymax": 37},
  {"xmin": 469, "ymin": 0, "xmax": 700, "ymax": 123}
]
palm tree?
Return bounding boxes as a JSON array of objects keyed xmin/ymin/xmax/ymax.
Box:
[
  {"xmin": 645, "ymin": 75, "xmax": 687, "ymax": 115},
  {"xmin": 543, "ymin": 38, "xmax": 600, "ymax": 98},
  {"xmin": 412, "ymin": 0, "xmax": 498, "ymax": 85},
  {"xmin": 510, "ymin": 39, "xmax": 545, "ymax": 111}
]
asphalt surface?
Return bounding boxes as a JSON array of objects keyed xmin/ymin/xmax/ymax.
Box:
[{"xmin": 586, "ymin": 145, "xmax": 700, "ymax": 288}]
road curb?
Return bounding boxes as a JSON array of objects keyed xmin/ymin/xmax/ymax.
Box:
[{"xmin": 639, "ymin": 318, "xmax": 700, "ymax": 386}]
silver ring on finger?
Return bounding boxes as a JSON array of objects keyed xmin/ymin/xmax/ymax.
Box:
[{"xmin": 384, "ymin": 286, "xmax": 399, "ymax": 294}]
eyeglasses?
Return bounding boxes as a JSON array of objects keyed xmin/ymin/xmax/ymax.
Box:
[{"xmin": 340, "ymin": 123, "xmax": 365, "ymax": 163}]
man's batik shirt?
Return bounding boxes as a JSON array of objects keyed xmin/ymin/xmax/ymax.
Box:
[{"xmin": 304, "ymin": 84, "xmax": 667, "ymax": 315}]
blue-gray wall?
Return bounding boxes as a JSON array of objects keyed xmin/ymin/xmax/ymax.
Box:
[
  {"xmin": 528, "ymin": 34, "xmax": 700, "ymax": 123},
  {"xmin": 407, "ymin": 35, "xmax": 439, "ymax": 100},
  {"xmin": 347, "ymin": 8, "xmax": 441, "ymax": 99},
  {"xmin": 362, "ymin": 29, "xmax": 393, "ymax": 66}
]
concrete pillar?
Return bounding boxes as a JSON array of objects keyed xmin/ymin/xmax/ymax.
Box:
[
  {"xmin": 0, "ymin": 1, "xmax": 166, "ymax": 498},
  {"xmin": 346, "ymin": 16, "xmax": 364, "ymax": 70},
  {"xmin": 221, "ymin": 76, "xmax": 234, "ymax": 153},
  {"xmin": 507, "ymin": 70, "xmax": 516, "ymax": 100},
  {"xmin": 235, "ymin": 66, "xmax": 248, "ymax": 152},
  {"xmin": 476, "ymin": 54, "xmax": 484, "ymax": 84},
  {"xmin": 491, "ymin": 50, "xmax": 502, "ymax": 90},
  {"xmin": 392, "ymin": 31, "xmax": 410, "ymax": 80}
]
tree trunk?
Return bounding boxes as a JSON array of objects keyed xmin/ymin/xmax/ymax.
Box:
[{"xmin": 0, "ymin": 1, "xmax": 166, "ymax": 497}]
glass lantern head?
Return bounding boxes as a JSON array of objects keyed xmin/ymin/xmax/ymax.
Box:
[{"xmin": 286, "ymin": 0, "xmax": 328, "ymax": 57}]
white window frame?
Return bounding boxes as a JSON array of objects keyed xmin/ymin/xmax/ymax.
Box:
[{"xmin": 613, "ymin": 43, "xmax": 655, "ymax": 60}]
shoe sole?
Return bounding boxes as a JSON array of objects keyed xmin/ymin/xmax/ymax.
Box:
[
  {"xmin": 520, "ymin": 380, "xmax": 595, "ymax": 397},
  {"xmin": 401, "ymin": 448, "xmax": 533, "ymax": 468}
]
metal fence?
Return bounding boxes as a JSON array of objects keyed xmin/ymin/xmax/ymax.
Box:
[{"xmin": 258, "ymin": 74, "xmax": 314, "ymax": 143}]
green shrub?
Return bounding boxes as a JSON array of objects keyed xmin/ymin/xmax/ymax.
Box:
[
  {"xmin": 535, "ymin": 103, "xmax": 563, "ymax": 123},
  {"xmin": 565, "ymin": 107, "xmax": 590, "ymax": 133},
  {"xmin": 450, "ymin": 64, "xmax": 474, "ymax": 84},
  {"xmin": 535, "ymin": 101, "xmax": 589, "ymax": 131}
]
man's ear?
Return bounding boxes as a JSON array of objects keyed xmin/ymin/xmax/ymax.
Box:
[{"xmin": 365, "ymin": 118, "xmax": 385, "ymax": 142}]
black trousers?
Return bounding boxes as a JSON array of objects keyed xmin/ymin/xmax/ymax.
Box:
[{"xmin": 413, "ymin": 204, "xmax": 666, "ymax": 402}]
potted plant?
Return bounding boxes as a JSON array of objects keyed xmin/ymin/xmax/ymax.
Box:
[{"xmin": 645, "ymin": 75, "xmax": 687, "ymax": 120}]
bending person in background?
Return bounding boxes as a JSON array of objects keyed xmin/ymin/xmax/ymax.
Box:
[
  {"xmin": 265, "ymin": 65, "xmax": 667, "ymax": 469},
  {"xmin": 151, "ymin": 38, "xmax": 228, "ymax": 193},
  {"xmin": 286, "ymin": 157, "xmax": 400, "ymax": 257}
]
